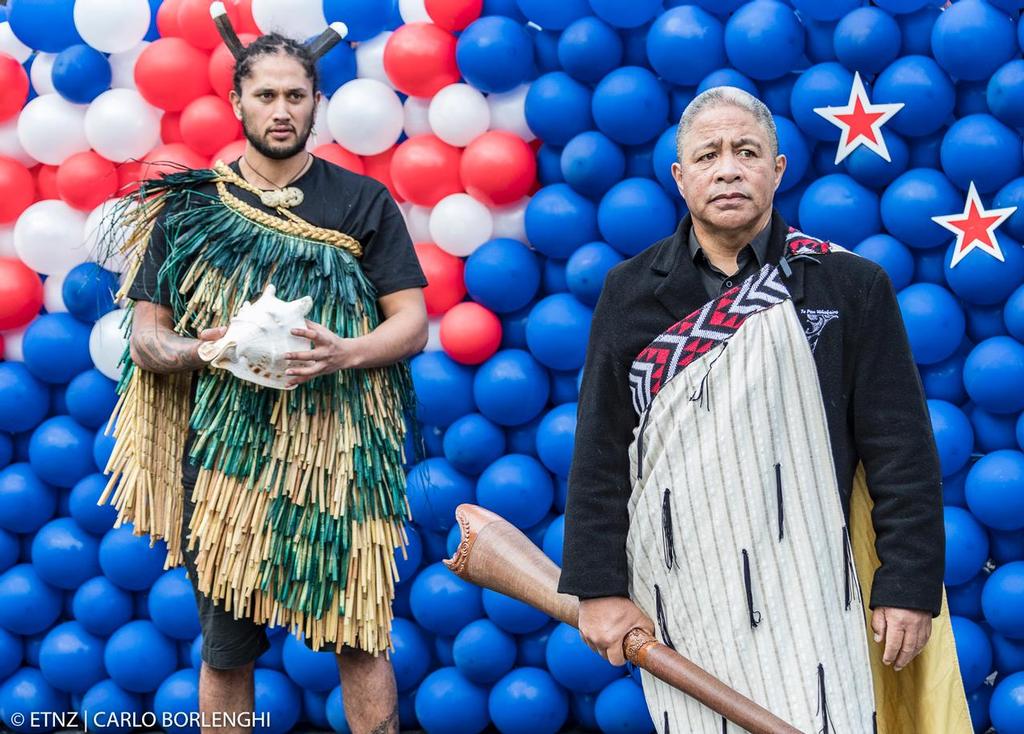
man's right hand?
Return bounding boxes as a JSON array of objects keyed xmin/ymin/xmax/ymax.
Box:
[{"xmin": 578, "ymin": 596, "xmax": 655, "ymax": 666}]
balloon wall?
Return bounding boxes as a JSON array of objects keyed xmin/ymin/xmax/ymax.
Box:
[{"xmin": 1, "ymin": 0, "xmax": 1024, "ymax": 732}]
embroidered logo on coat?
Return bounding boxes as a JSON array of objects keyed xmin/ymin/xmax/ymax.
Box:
[{"xmin": 800, "ymin": 309, "xmax": 839, "ymax": 352}]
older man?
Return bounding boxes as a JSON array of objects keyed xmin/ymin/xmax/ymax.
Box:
[{"xmin": 559, "ymin": 87, "xmax": 959, "ymax": 732}]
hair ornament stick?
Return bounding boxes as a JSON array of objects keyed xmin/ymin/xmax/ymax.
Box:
[
  {"xmin": 210, "ymin": 1, "xmax": 245, "ymax": 61},
  {"xmin": 307, "ymin": 22, "xmax": 350, "ymax": 61}
]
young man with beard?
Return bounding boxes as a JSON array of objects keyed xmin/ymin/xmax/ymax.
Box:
[{"xmin": 104, "ymin": 30, "xmax": 427, "ymax": 734}]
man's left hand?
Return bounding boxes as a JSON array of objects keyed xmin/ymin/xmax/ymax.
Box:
[
  {"xmin": 871, "ymin": 606, "xmax": 932, "ymax": 671},
  {"xmin": 285, "ymin": 320, "xmax": 356, "ymax": 385}
]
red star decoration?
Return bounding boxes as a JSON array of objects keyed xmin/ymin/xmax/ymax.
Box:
[
  {"xmin": 813, "ymin": 72, "xmax": 904, "ymax": 165},
  {"xmin": 832, "ymin": 97, "xmax": 885, "ymax": 147},
  {"xmin": 932, "ymin": 182, "xmax": 1018, "ymax": 268}
]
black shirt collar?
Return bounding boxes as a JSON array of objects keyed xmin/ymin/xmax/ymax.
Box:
[{"xmin": 687, "ymin": 222, "xmax": 772, "ymax": 270}]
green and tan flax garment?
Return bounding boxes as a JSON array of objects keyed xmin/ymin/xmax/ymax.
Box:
[{"xmin": 100, "ymin": 162, "xmax": 417, "ymax": 655}]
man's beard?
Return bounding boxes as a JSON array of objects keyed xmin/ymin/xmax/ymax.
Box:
[{"xmin": 242, "ymin": 116, "xmax": 313, "ymax": 160}]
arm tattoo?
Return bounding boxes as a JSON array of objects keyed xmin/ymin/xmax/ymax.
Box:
[
  {"xmin": 131, "ymin": 327, "xmax": 205, "ymax": 374},
  {"xmin": 368, "ymin": 707, "xmax": 399, "ymax": 734}
]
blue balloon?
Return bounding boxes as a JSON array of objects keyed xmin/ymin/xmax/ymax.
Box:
[
  {"xmin": 790, "ymin": 62, "xmax": 855, "ymax": 140},
  {"xmin": 104, "ymin": 620, "xmax": 177, "ymax": 693},
  {"xmin": 323, "ymin": 0, "xmax": 389, "ymax": 41},
  {"xmin": 834, "ymin": 7, "xmax": 901, "ymax": 75},
  {"xmin": 876, "ymin": 0, "xmax": 931, "ymax": 11},
  {"xmin": 946, "ymin": 571, "xmax": 986, "ymax": 620},
  {"xmin": 967, "ymin": 303, "xmax": 1010, "ymax": 343},
  {"xmin": 98, "ymin": 523, "xmax": 167, "ymax": 591},
  {"xmin": 592, "ymin": 66, "xmax": 668, "ymax": 146},
  {"xmin": 153, "ymin": 668, "xmax": 199, "ymax": 734},
  {"xmin": 515, "ymin": 0, "xmax": 589, "ymax": 30},
  {"xmin": 525, "ymin": 183, "xmax": 599, "ymax": 258},
  {"xmin": 529, "ymin": 27, "xmax": 560, "ymax": 74},
  {"xmin": 22, "ymin": 313, "xmax": 93, "ymax": 385},
  {"xmin": 873, "ymin": 56, "xmax": 955, "ymax": 138},
  {"xmin": 983, "ymin": 561, "xmax": 1024, "ymax": 638},
  {"xmin": 64, "ymin": 370, "xmax": 117, "ymax": 430},
  {"xmin": 992, "ymin": 631, "xmax": 1024, "ymax": 676},
  {"xmin": 651, "ymin": 125, "xmax": 678, "ymax": 196},
  {"xmin": 312, "ymin": 37, "xmax": 356, "ymax": 97},
  {"xmin": 968, "ymin": 682, "xmax": 994, "ymax": 733},
  {"xmin": 881, "ymin": 168, "xmax": 963, "ymax": 249},
  {"xmin": 645, "ymin": 6, "xmax": 725, "ymax": 86},
  {"xmin": 854, "ymin": 234, "xmax": 914, "ymax": 291},
  {"xmin": 516, "ymin": 620, "xmax": 556, "ymax": 667},
  {"xmin": 525, "ymin": 295, "xmax": 593, "ymax": 371},
  {"xmin": 560, "ymin": 131, "xmax": 625, "ymax": 198},
  {"xmin": 489, "ymin": 667, "xmax": 569, "ymax": 734},
  {"xmin": 253, "ymin": 669, "xmax": 300, "ymax": 734},
  {"xmin": 970, "ymin": 406, "xmax": 1019, "ymax": 454},
  {"xmin": 452, "ymin": 618, "xmax": 516, "ymax": 684},
  {"xmin": 0, "ymin": 463, "xmax": 57, "ymax": 534},
  {"xmin": 536, "ymin": 143, "xmax": 564, "ymax": 185},
  {"xmin": 931, "ymin": 0, "xmax": 1017, "ymax": 82},
  {"xmin": 812, "ymin": 142, "xmax": 845, "ymax": 178},
  {"xmin": 39, "ymin": 621, "xmax": 105, "ymax": 694},
  {"xmin": 967, "ymin": 449, "xmax": 1024, "ymax": 531},
  {"xmin": 280, "ymin": 634, "xmax": 336, "ymax": 692},
  {"xmin": 0, "ymin": 564, "xmax": 62, "ymax": 635},
  {"xmin": 950, "ymin": 616, "xmax": 992, "ymax": 693},
  {"xmin": 525, "ymin": 72, "xmax": 593, "ymax": 146},
  {"xmin": 955, "ymin": 79, "xmax": 989, "ymax": 119},
  {"xmin": 799, "ymin": 174, "xmax": 880, "ymax": 247},
  {"xmin": 68, "ymin": 473, "xmax": 116, "ymax": 536},
  {"xmin": 62, "ymin": 263, "xmax": 118, "ymax": 322},
  {"xmin": 571, "ymin": 691, "xmax": 600, "ymax": 730},
  {"xmin": 505, "ymin": 414, "xmax": 541, "ymax": 458},
  {"xmin": 414, "ymin": 667, "xmax": 490, "ymax": 734},
  {"xmin": 0, "ymin": 363, "xmax": 49, "ymax": 434},
  {"xmin": 896, "ymin": 7, "xmax": 939, "ymax": 55},
  {"xmin": 71, "ymin": 576, "xmax": 132, "ymax": 637},
  {"xmin": 0, "ymin": 528, "xmax": 16, "ymax": 574},
  {"xmin": 622, "ymin": 141, "xmax": 653, "ymax": 179},
  {"xmin": 557, "ymin": 17, "xmax": 622, "ymax": 84},
  {"xmin": 536, "ymin": 403, "xmax": 575, "ymax": 478},
  {"xmin": 724, "ymin": 0, "xmax": 804, "ymax": 81},
  {"xmin": 51, "ymin": 44, "xmax": 110, "ymax": 104},
  {"xmin": 619, "ymin": 22, "xmax": 651, "ymax": 67},
  {"xmin": 774, "ymin": 116, "xmax": 810, "ymax": 194},
  {"xmin": 0, "ymin": 667, "xmax": 69, "ymax": 733},
  {"xmin": 91, "ymin": 429, "xmax": 115, "ymax": 479},
  {"xmin": 995, "ymin": 177, "xmax": 1024, "ymax": 243},
  {"xmin": 476, "ymin": 454, "xmax": 553, "ymax": 529},
  {"xmin": 395, "ymin": 524, "xmax": 422, "ymax": 585},
  {"xmin": 1007, "ymin": 283, "xmax": 1024, "ymax": 343},
  {"xmin": 549, "ymin": 369, "xmax": 579, "ymax": 405},
  {"xmin": 465, "ymin": 238, "xmax": 540, "ymax": 314},
  {"xmin": 388, "ymin": 618, "xmax": 429, "ymax": 693},
  {"xmin": 410, "ymin": 352, "xmax": 475, "ymax": 428},
  {"xmin": 405, "ymin": 458, "xmax": 474, "ymax": 533},
  {"xmin": 542, "ymin": 514, "xmax": 564, "ymax": 566},
  {"xmin": 696, "ymin": 67, "xmax": 758, "ymax": 97},
  {"xmin": 456, "ymin": 16, "xmax": 534, "ymax": 94},
  {"xmin": 941, "ymin": 114, "xmax": 1022, "ymax": 194},
  {"xmin": 79, "ymin": 680, "xmax": 143, "ymax": 734},
  {"xmin": 761, "ymin": 74, "xmax": 796, "ymax": 118},
  {"xmin": 929, "ymin": 400, "xmax": 974, "ymax": 477},
  {"xmin": 944, "ymin": 506, "xmax": 989, "ymax": 586},
  {"xmin": 147, "ymin": 568, "xmax": 199, "ymax": 641},
  {"xmin": 566, "ymin": 242, "xmax": 623, "ymax": 307},
  {"xmin": 483, "ymin": 0, "xmax": 526, "ymax": 21},
  {"xmin": 595, "ymin": 678, "xmax": 652, "ymax": 734},
  {"xmin": 589, "ymin": 0, "xmax": 660, "ymax": 29},
  {"xmin": 545, "ymin": 622, "xmax": 621, "ymax": 693},
  {"xmin": 896, "ymin": 283, "xmax": 965, "ymax": 365},
  {"xmin": 598, "ymin": 177, "xmax": 677, "ymax": 256},
  {"xmin": 790, "ymin": 0, "xmax": 861, "ymax": 21},
  {"xmin": 964, "ymin": 337, "xmax": 1024, "ymax": 414},
  {"xmin": 442, "ymin": 414, "xmax": 505, "ymax": 476},
  {"xmin": 29, "ymin": 415, "xmax": 94, "ymax": 488},
  {"xmin": 907, "ymin": 130, "xmax": 942, "ymax": 171},
  {"xmin": 670, "ymin": 87, "xmax": 697, "ymax": 121},
  {"xmin": 474, "ymin": 349, "xmax": 550, "ymax": 426},
  {"xmin": 8, "ymin": 0, "xmax": 83, "ymax": 53},
  {"xmin": 803, "ymin": 17, "xmax": 838, "ymax": 64},
  {"xmin": 914, "ymin": 246, "xmax": 947, "ymax": 284},
  {"xmin": 991, "ymin": 528, "xmax": 1024, "ymax": 565},
  {"xmin": 992, "ymin": 670, "xmax": 1024, "ymax": 734},
  {"xmin": 483, "ymin": 588, "xmax": 549, "ymax": 634},
  {"xmin": 844, "ymin": 131, "xmax": 909, "ymax": 189},
  {"xmin": 32, "ymin": 517, "xmax": 100, "ymax": 590},
  {"xmin": 410, "ymin": 562, "xmax": 483, "ymax": 636},
  {"xmin": 989, "ymin": 60, "xmax": 1024, "ymax": 129},
  {"xmin": 0, "ymin": 433, "xmax": 10, "ymax": 472}
]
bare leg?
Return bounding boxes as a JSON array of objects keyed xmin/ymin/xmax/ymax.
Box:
[
  {"xmin": 199, "ymin": 661, "xmax": 255, "ymax": 734},
  {"xmin": 336, "ymin": 646, "xmax": 399, "ymax": 734}
]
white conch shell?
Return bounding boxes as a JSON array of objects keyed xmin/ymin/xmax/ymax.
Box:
[{"xmin": 197, "ymin": 283, "xmax": 314, "ymax": 390}]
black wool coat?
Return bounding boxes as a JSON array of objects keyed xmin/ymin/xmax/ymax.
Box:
[{"xmin": 558, "ymin": 210, "xmax": 946, "ymax": 616}]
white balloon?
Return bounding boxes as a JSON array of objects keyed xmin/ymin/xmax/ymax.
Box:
[
  {"xmin": 0, "ymin": 226, "xmax": 15, "ymax": 258},
  {"xmin": 109, "ymin": 41, "xmax": 148, "ymax": 90},
  {"xmin": 1, "ymin": 326, "xmax": 27, "ymax": 362},
  {"xmin": 84, "ymin": 199, "xmax": 131, "ymax": 274},
  {"xmin": 85, "ymin": 89, "xmax": 161, "ymax": 163},
  {"xmin": 425, "ymin": 316, "xmax": 442, "ymax": 351},
  {"xmin": 429, "ymin": 194, "xmax": 494, "ymax": 257},
  {"xmin": 306, "ymin": 97, "xmax": 334, "ymax": 151},
  {"xmin": 74, "ymin": 0, "xmax": 151, "ymax": 54},
  {"xmin": 0, "ymin": 22, "xmax": 31, "ymax": 63},
  {"xmin": 488, "ymin": 84, "xmax": 535, "ymax": 142},
  {"xmin": 491, "ymin": 197, "xmax": 530, "ymax": 243},
  {"xmin": 429, "ymin": 84, "xmax": 491, "ymax": 147},
  {"xmin": 14, "ymin": 200, "xmax": 89, "ymax": 276},
  {"xmin": 251, "ymin": 0, "xmax": 327, "ymax": 40},
  {"xmin": 355, "ymin": 31, "xmax": 392, "ymax": 86},
  {"xmin": 404, "ymin": 204, "xmax": 432, "ymax": 243},
  {"xmin": 398, "ymin": 0, "xmax": 430, "ymax": 23},
  {"xmin": 29, "ymin": 53, "xmax": 57, "ymax": 96},
  {"xmin": 0, "ymin": 118, "xmax": 34, "ymax": 166},
  {"xmin": 403, "ymin": 96, "xmax": 432, "ymax": 138},
  {"xmin": 90, "ymin": 308, "xmax": 130, "ymax": 380},
  {"xmin": 326, "ymin": 78, "xmax": 403, "ymax": 156},
  {"xmin": 43, "ymin": 271, "xmax": 69, "ymax": 314},
  {"xmin": 17, "ymin": 94, "xmax": 90, "ymax": 166}
]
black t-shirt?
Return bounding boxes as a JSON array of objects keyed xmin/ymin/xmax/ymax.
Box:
[{"xmin": 127, "ymin": 156, "xmax": 427, "ymax": 305}]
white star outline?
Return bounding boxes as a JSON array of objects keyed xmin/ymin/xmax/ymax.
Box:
[
  {"xmin": 931, "ymin": 181, "xmax": 1018, "ymax": 269},
  {"xmin": 812, "ymin": 71, "xmax": 905, "ymax": 166}
]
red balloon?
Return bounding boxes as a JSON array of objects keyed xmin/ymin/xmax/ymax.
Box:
[
  {"xmin": 415, "ymin": 242, "xmax": 465, "ymax": 316},
  {"xmin": 117, "ymin": 160, "xmax": 146, "ymax": 195},
  {"xmin": 391, "ymin": 135, "xmax": 463, "ymax": 207},
  {"xmin": 177, "ymin": 0, "xmax": 240, "ymax": 50},
  {"xmin": 179, "ymin": 96, "xmax": 241, "ymax": 156},
  {"xmin": 35, "ymin": 165, "xmax": 59, "ymax": 200},
  {"xmin": 0, "ymin": 258, "xmax": 44, "ymax": 331},
  {"xmin": 135, "ymin": 37, "xmax": 213, "ymax": 112},
  {"xmin": 0, "ymin": 53, "xmax": 28, "ymax": 123},
  {"xmin": 230, "ymin": 0, "xmax": 261, "ymax": 35},
  {"xmin": 210, "ymin": 139, "xmax": 247, "ymax": 167},
  {"xmin": 440, "ymin": 302, "xmax": 502, "ymax": 364},
  {"xmin": 57, "ymin": 151, "xmax": 118, "ymax": 211},
  {"xmin": 383, "ymin": 23, "xmax": 460, "ymax": 98},
  {"xmin": 156, "ymin": 0, "xmax": 183, "ymax": 37},
  {"xmin": 142, "ymin": 143, "xmax": 209, "ymax": 180},
  {"xmin": 0, "ymin": 156, "xmax": 36, "ymax": 224},
  {"xmin": 425, "ymin": 0, "xmax": 482, "ymax": 31},
  {"xmin": 312, "ymin": 144, "xmax": 365, "ymax": 175},
  {"xmin": 161, "ymin": 112, "xmax": 183, "ymax": 144},
  {"xmin": 363, "ymin": 147, "xmax": 402, "ymax": 202},
  {"xmin": 460, "ymin": 131, "xmax": 536, "ymax": 207},
  {"xmin": 209, "ymin": 33, "xmax": 257, "ymax": 100}
]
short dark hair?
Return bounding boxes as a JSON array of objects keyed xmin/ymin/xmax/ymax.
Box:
[{"xmin": 232, "ymin": 33, "xmax": 319, "ymax": 94}]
